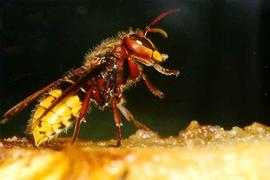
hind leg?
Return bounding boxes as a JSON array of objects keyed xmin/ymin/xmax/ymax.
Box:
[
  {"xmin": 112, "ymin": 99, "xmax": 123, "ymax": 147},
  {"xmin": 72, "ymin": 88, "xmax": 92, "ymax": 144},
  {"xmin": 117, "ymin": 103, "xmax": 150, "ymax": 131}
]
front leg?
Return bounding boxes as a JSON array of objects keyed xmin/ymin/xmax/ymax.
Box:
[
  {"xmin": 152, "ymin": 63, "xmax": 180, "ymax": 77},
  {"xmin": 127, "ymin": 56, "xmax": 174, "ymax": 98},
  {"xmin": 127, "ymin": 56, "xmax": 140, "ymax": 79},
  {"xmin": 141, "ymin": 72, "xmax": 165, "ymax": 99},
  {"xmin": 131, "ymin": 55, "xmax": 180, "ymax": 77}
]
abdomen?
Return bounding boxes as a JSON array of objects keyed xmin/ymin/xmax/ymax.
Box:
[{"xmin": 28, "ymin": 89, "xmax": 82, "ymax": 146}]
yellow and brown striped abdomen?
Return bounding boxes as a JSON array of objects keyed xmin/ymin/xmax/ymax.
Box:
[{"xmin": 28, "ymin": 89, "xmax": 82, "ymax": 146}]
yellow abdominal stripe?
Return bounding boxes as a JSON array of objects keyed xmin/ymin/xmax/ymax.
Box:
[{"xmin": 30, "ymin": 89, "xmax": 82, "ymax": 146}]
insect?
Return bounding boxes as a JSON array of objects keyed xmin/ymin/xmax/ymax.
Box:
[{"xmin": 1, "ymin": 9, "xmax": 180, "ymax": 147}]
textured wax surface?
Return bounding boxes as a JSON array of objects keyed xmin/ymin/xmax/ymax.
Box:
[
  {"xmin": 0, "ymin": 0, "xmax": 269, "ymax": 141},
  {"xmin": 0, "ymin": 121, "xmax": 270, "ymax": 179}
]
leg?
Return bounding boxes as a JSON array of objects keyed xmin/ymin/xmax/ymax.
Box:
[
  {"xmin": 127, "ymin": 56, "xmax": 140, "ymax": 79},
  {"xmin": 131, "ymin": 55, "xmax": 180, "ymax": 77},
  {"xmin": 152, "ymin": 63, "xmax": 180, "ymax": 77},
  {"xmin": 72, "ymin": 88, "xmax": 92, "ymax": 143},
  {"xmin": 141, "ymin": 72, "xmax": 165, "ymax": 99},
  {"xmin": 117, "ymin": 103, "xmax": 150, "ymax": 131},
  {"xmin": 112, "ymin": 99, "xmax": 123, "ymax": 147}
]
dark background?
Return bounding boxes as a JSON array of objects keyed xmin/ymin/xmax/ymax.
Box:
[{"xmin": 0, "ymin": 0, "xmax": 269, "ymax": 141}]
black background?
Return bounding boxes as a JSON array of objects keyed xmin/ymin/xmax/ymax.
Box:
[{"xmin": 0, "ymin": 0, "xmax": 269, "ymax": 141}]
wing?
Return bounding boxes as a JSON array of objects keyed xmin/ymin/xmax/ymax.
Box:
[
  {"xmin": 27, "ymin": 67, "xmax": 95, "ymax": 146},
  {"xmin": 0, "ymin": 67, "xmax": 89, "ymax": 124}
]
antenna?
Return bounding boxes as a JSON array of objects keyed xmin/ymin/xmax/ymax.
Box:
[{"xmin": 143, "ymin": 9, "xmax": 180, "ymax": 36}]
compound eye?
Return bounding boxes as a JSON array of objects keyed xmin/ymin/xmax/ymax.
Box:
[{"xmin": 130, "ymin": 35, "xmax": 156, "ymax": 50}]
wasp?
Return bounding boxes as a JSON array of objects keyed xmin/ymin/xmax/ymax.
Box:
[{"xmin": 1, "ymin": 9, "xmax": 180, "ymax": 147}]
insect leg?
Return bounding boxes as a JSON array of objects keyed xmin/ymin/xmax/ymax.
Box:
[
  {"xmin": 117, "ymin": 103, "xmax": 150, "ymax": 131},
  {"xmin": 141, "ymin": 72, "xmax": 165, "ymax": 99},
  {"xmin": 112, "ymin": 99, "xmax": 123, "ymax": 147},
  {"xmin": 127, "ymin": 56, "xmax": 140, "ymax": 79},
  {"xmin": 152, "ymin": 63, "xmax": 180, "ymax": 77},
  {"xmin": 131, "ymin": 55, "xmax": 180, "ymax": 77},
  {"xmin": 72, "ymin": 88, "xmax": 92, "ymax": 144}
]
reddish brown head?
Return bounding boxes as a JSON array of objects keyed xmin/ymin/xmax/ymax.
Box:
[{"xmin": 124, "ymin": 9, "xmax": 179, "ymax": 63}]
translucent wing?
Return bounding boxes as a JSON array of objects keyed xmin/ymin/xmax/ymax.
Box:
[{"xmin": 0, "ymin": 67, "xmax": 87, "ymax": 124}]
